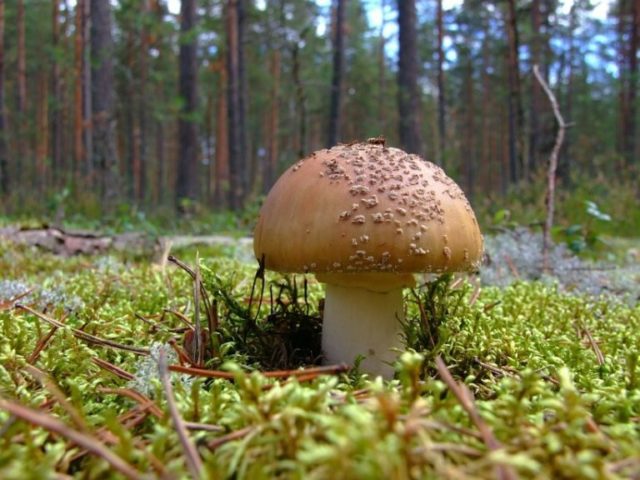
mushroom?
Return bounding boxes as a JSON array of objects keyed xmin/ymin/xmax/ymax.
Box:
[{"xmin": 253, "ymin": 139, "xmax": 483, "ymax": 378}]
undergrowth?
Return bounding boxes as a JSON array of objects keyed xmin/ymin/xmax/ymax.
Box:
[{"xmin": 0, "ymin": 242, "xmax": 638, "ymax": 479}]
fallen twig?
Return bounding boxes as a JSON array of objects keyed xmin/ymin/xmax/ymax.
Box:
[
  {"xmin": 28, "ymin": 314, "xmax": 67, "ymax": 364},
  {"xmin": 97, "ymin": 387, "xmax": 163, "ymax": 418},
  {"xmin": 92, "ymin": 357, "xmax": 136, "ymax": 381},
  {"xmin": 207, "ymin": 425, "xmax": 257, "ymax": 450},
  {"xmin": 15, "ymin": 304, "xmax": 149, "ymax": 355},
  {"xmin": 158, "ymin": 350, "xmax": 203, "ymax": 479},
  {"xmin": 435, "ymin": 356, "xmax": 517, "ymax": 480},
  {"xmin": 577, "ymin": 324, "xmax": 605, "ymax": 366},
  {"xmin": 168, "ymin": 363, "xmax": 349, "ymax": 380},
  {"xmin": 0, "ymin": 397, "xmax": 143, "ymax": 480},
  {"xmin": 22, "ymin": 365, "xmax": 90, "ymax": 434}
]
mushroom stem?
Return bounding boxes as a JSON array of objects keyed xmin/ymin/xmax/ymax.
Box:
[{"xmin": 322, "ymin": 283, "xmax": 404, "ymax": 378}]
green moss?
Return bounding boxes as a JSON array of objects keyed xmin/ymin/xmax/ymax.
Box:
[{"xmin": 0, "ymin": 243, "xmax": 638, "ymax": 479}]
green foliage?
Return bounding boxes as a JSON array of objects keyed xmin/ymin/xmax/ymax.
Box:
[
  {"xmin": 478, "ymin": 169, "xmax": 640, "ymax": 246},
  {"xmin": 0, "ymin": 242, "xmax": 639, "ymax": 478}
]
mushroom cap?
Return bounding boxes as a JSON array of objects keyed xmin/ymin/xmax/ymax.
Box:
[{"xmin": 253, "ymin": 140, "xmax": 483, "ymax": 281}]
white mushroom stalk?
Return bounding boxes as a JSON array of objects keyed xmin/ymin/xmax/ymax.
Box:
[
  {"xmin": 321, "ymin": 284, "xmax": 401, "ymax": 377},
  {"xmin": 317, "ymin": 272, "xmax": 413, "ymax": 377}
]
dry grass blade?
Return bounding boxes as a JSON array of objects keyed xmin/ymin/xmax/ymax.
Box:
[
  {"xmin": 468, "ymin": 284, "xmax": 481, "ymax": 306},
  {"xmin": 0, "ymin": 397, "xmax": 143, "ymax": 480},
  {"xmin": 207, "ymin": 425, "xmax": 256, "ymax": 450},
  {"xmin": 413, "ymin": 442, "xmax": 483, "ymax": 457},
  {"xmin": 435, "ymin": 356, "xmax": 517, "ymax": 480},
  {"xmin": 15, "ymin": 303, "xmax": 149, "ymax": 355},
  {"xmin": 184, "ymin": 421, "xmax": 225, "ymax": 432},
  {"xmin": 157, "ymin": 350, "xmax": 203, "ymax": 479},
  {"xmin": 23, "ymin": 364, "xmax": 89, "ymax": 433},
  {"xmin": 168, "ymin": 363, "xmax": 348, "ymax": 380},
  {"xmin": 97, "ymin": 387, "xmax": 164, "ymax": 418},
  {"xmin": 193, "ymin": 252, "xmax": 204, "ymax": 365},
  {"xmin": 92, "ymin": 357, "xmax": 136, "ymax": 381},
  {"xmin": 28, "ymin": 315, "xmax": 67, "ymax": 364},
  {"xmin": 581, "ymin": 326, "xmax": 605, "ymax": 366},
  {"xmin": 167, "ymin": 255, "xmax": 217, "ymax": 331},
  {"xmin": 0, "ymin": 288, "xmax": 33, "ymax": 311}
]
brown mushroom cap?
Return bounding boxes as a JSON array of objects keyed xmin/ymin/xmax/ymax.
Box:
[{"xmin": 254, "ymin": 140, "xmax": 483, "ymax": 283}]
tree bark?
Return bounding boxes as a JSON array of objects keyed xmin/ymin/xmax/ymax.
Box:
[
  {"xmin": 91, "ymin": 0, "xmax": 119, "ymax": 211},
  {"xmin": 292, "ymin": 36, "xmax": 308, "ymax": 159},
  {"xmin": 176, "ymin": 0, "xmax": 199, "ymax": 209},
  {"xmin": 327, "ymin": 0, "xmax": 345, "ymax": 147},
  {"xmin": 462, "ymin": 38, "xmax": 475, "ymax": 198},
  {"xmin": 237, "ymin": 0, "xmax": 250, "ymax": 193},
  {"xmin": 214, "ymin": 59, "xmax": 229, "ymax": 207},
  {"xmin": 226, "ymin": 0, "xmax": 249, "ymax": 210},
  {"xmin": 0, "ymin": 0, "xmax": 7, "ymax": 195},
  {"xmin": 620, "ymin": 0, "xmax": 639, "ymax": 164},
  {"xmin": 436, "ymin": 0, "xmax": 446, "ymax": 166},
  {"xmin": 558, "ymin": 2, "xmax": 578, "ymax": 182},
  {"xmin": 137, "ymin": 0, "xmax": 151, "ymax": 204},
  {"xmin": 377, "ymin": 0, "xmax": 387, "ymax": 135},
  {"xmin": 528, "ymin": 0, "xmax": 542, "ymax": 177},
  {"xmin": 82, "ymin": 0, "xmax": 92, "ymax": 183},
  {"xmin": 16, "ymin": 0, "xmax": 27, "ymax": 186},
  {"xmin": 17, "ymin": 1, "xmax": 27, "ymax": 115},
  {"xmin": 74, "ymin": 0, "xmax": 85, "ymax": 184},
  {"xmin": 265, "ymin": 50, "xmax": 280, "ymax": 193},
  {"xmin": 397, "ymin": 0, "xmax": 423, "ymax": 155},
  {"xmin": 504, "ymin": 0, "xmax": 524, "ymax": 183},
  {"xmin": 51, "ymin": 0, "xmax": 63, "ymax": 189},
  {"xmin": 36, "ymin": 68, "xmax": 49, "ymax": 193}
]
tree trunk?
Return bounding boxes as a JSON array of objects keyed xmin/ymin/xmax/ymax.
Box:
[
  {"xmin": 292, "ymin": 37, "xmax": 308, "ymax": 159},
  {"xmin": 237, "ymin": 0, "xmax": 250, "ymax": 195},
  {"xmin": 36, "ymin": 68, "xmax": 49, "ymax": 193},
  {"xmin": 91, "ymin": 0, "xmax": 119, "ymax": 211},
  {"xmin": 436, "ymin": 0, "xmax": 446, "ymax": 166},
  {"xmin": 327, "ymin": 0, "xmax": 345, "ymax": 147},
  {"xmin": 137, "ymin": 0, "xmax": 150, "ymax": 204},
  {"xmin": 621, "ymin": 0, "xmax": 639, "ymax": 164},
  {"xmin": 265, "ymin": 50, "xmax": 280, "ymax": 193},
  {"xmin": 226, "ymin": 0, "xmax": 241, "ymax": 209},
  {"xmin": 463, "ymin": 39, "xmax": 475, "ymax": 199},
  {"xmin": 82, "ymin": 0, "xmax": 92, "ymax": 184},
  {"xmin": 528, "ymin": 0, "xmax": 542, "ymax": 177},
  {"xmin": 176, "ymin": 0, "xmax": 199, "ymax": 209},
  {"xmin": 17, "ymin": 1, "xmax": 27, "ymax": 114},
  {"xmin": 51, "ymin": 0, "xmax": 63, "ymax": 189},
  {"xmin": 397, "ymin": 0, "xmax": 423, "ymax": 155},
  {"xmin": 17, "ymin": 0, "xmax": 27, "ymax": 186},
  {"xmin": 504, "ymin": 0, "xmax": 524, "ymax": 183},
  {"xmin": 480, "ymin": 13, "xmax": 492, "ymax": 195},
  {"xmin": 214, "ymin": 59, "xmax": 229, "ymax": 207},
  {"xmin": 558, "ymin": 2, "xmax": 578, "ymax": 182},
  {"xmin": 0, "ymin": 0, "xmax": 7, "ymax": 195},
  {"xmin": 74, "ymin": 0, "xmax": 85, "ymax": 184},
  {"xmin": 226, "ymin": 0, "xmax": 248, "ymax": 210},
  {"xmin": 377, "ymin": 0, "xmax": 387, "ymax": 135}
]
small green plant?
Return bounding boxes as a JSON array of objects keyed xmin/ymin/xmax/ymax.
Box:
[{"xmin": 556, "ymin": 200, "xmax": 612, "ymax": 255}]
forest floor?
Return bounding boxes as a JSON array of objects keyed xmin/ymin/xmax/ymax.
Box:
[{"xmin": 0, "ymin": 224, "xmax": 639, "ymax": 478}]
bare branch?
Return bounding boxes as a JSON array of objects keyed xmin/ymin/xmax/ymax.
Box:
[
  {"xmin": 15, "ymin": 304, "xmax": 149, "ymax": 355},
  {"xmin": 435, "ymin": 356, "xmax": 517, "ymax": 480},
  {"xmin": 0, "ymin": 397, "xmax": 143, "ymax": 480},
  {"xmin": 157, "ymin": 350, "xmax": 203, "ymax": 479},
  {"xmin": 533, "ymin": 64, "xmax": 567, "ymax": 273}
]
